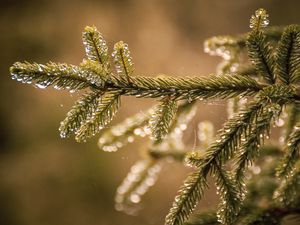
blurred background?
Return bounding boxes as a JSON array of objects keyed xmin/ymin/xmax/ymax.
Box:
[{"xmin": 1, "ymin": 0, "xmax": 300, "ymax": 225}]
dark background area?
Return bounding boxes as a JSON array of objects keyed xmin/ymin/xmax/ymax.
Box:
[{"xmin": 1, "ymin": 1, "xmax": 300, "ymax": 225}]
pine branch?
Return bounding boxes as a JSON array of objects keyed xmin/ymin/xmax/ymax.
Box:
[
  {"xmin": 10, "ymin": 8, "xmax": 300, "ymax": 225},
  {"xmin": 149, "ymin": 97, "xmax": 178, "ymax": 142},
  {"xmin": 184, "ymin": 211, "xmax": 218, "ymax": 225},
  {"xmin": 82, "ymin": 26, "xmax": 109, "ymax": 67},
  {"xmin": 165, "ymin": 171, "xmax": 208, "ymax": 225},
  {"xmin": 108, "ymin": 74, "xmax": 263, "ymax": 101},
  {"xmin": 59, "ymin": 91, "xmax": 102, "ymax": 138},
  {"xmin": 204, "ymin": 35, "xmax": 239, "ymax": 60},
  {"xmin": 11, "ymin": 61, "xmax": 263, "ymax": 101},
  {"xmin": 275, "ymin": 25, "xmax": 300, "ymax": 84},
  {"xmin": 274, "ymin": 160, "xmax": 300, "ymax": 207},
  {"xmin": 10, "ymin": 62, "xmax": 100, "ymax": 91},
  {"xmin": 204, "ymin": 26, "xmax": 284, "ymax": 59},
  {"xmin": 98, "ymin": 109, "xmax": 150, "ymax": 152},
  {"xmin": 167, "ymin": 100, "xmax": 266, "ymax": 225},
  {"xmin": 284, "ymin": 103, "xmax": 300, "ymax": 140},
  {"xmin": 249, "ymin": 9, "xmax": 270, "ymax": 31},
  {"xmin": 115, "ymin": 159, "xmax": 161, "ymax": 213},
  {"xmin": 166, "ymin": 98, "xmax": 263, "ymax": 225},
  {"xmin": 172, "ymin": 85, "xmax": 294, "ymax": 225},
  {"xmin": 184, "ymin": 151, "xmax": 205, "ymax": 168},
  {"xmin": 213, "ymin": 163, "xmax": 241, "ymax": 225},
  {"xmin": 98, "ymin": 100, "xmax": 195, "ymax": 152},
  {"xmin": 276, "ymin": 124, "xmax": 300, "ymax": 177},
  {"xmin": 114, "ymin": 100, "xmax": 197, "ymax": 214},
  {"xmin": 168, "ymin": 101, "xmax": 197, "ymax": 133},
  {"xmin": 112, "ymin": 41, "xmax": 134, "ymax": 84},
  {"xmin": 247, "ymin": 9, "xmax": 276, "ymax": 84},
  {"xmin": 149, "ymin": 101, "xmax": 197, "ymax": 161},
  {"xmin": 80, "ymin": 59, "xmax": 109, "ymax": 86},
  {"xmin": 196, "ymin": 100, "xmax": 266, "ymax": 168},
  {"xmin": 234, "ymin": 104, "xmax": 280, "ymax": 181},
  {"xmin": 149, "ymin": 148, "xmax": 186, "ymax": 161},
  {"xmin": 247, "ymin": 31, "xmax": 275, "ymax": 84},
  {"xmin": 239, "ymin": 208, "xmax": 282, "ymax": 225},
  {"xmin": 245, "ymin": 148, "xmax": 279, "ymax": 203},
  {"xmin": 75, "ymin": 90, "xmax": 122, "ymax": 142},
  {"xmin": 236, "ymin": 65, "xmax": 257, "ymax": 77}
]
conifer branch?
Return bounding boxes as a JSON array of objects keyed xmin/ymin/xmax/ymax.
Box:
[
  {"xmin": 168, "ymin": 101, "xmax": 197, "ymax": 134},
  {"xmin": 98, "ymin": 100, "xmax": 195, "ymax": 152},
  {"xmin": 112, "ymin": 41, "xmax": 134, "ymax": 84},
  {"xmin": 284, "ymin": 104, "xmax": 300, "ymax": 140},
  {"xmin": 204, "ymin": 26, "xmax": 284, "ymax": 60},
  {"xmin": 171, "ymin": 85, "xmax": 294, "ymax": 225},
  {"xmin": 75, "ymin": 90, "xmax": 122, "ymax": 142},
  {"xmin": 249, "ymin": 8, "xmax": 270, "ymax": 31},
  {"xmin": 59, "ymin": 91, "xmax": 102, "ymax": 138},
  {"xmin": 184, "ymin": 151, "xmax": 205, "ymax": 168},
  {"xmin": 98, "ymin": 109, "xmax": 151, "ymax": 152},
  {"xmin": 82, "ymin": 26, "xmax": 109, "ymax": 67},
  {"xmin": 11, "ymin": 61, "xmax": 263, "ymax": 101},
  {"xmin": 115, "ymin": 100, "xmax": 197, "ymax": 214},
  {"xmin": 149, "ymin": 97, "xmax": 178, "ymax": 143},
  {"xmin": 9, "ymin": 8, "xmax": 300, "ymax": 225},
  {"xmin": 109, "ymin": 74, "xmax": 263, "ymax": 101},
  {"xmin": 247, "ymin": 31, "xmax": 275, "ymax": 84},
  {"xmin": 165, "ymin": 171, "xmax": 208, "ymax": 225},
  {"xmin": 274, "ymin": 160, "xmax": 300, "ymax": 207},
  {"xmin": 275, "ymin": 25, "xmax": 300, "ymax": 84},
  {"xmin": 10, "ymin": 62, "xmax": 98, "ymax": 90},
  {"xmin": 234, "ymin": 104, "xmax": 280, "ymax": 181},
  {"xmin": 239, "ymin": 208, "xmax": 283, "ymax": 225},
  {"xmin": 165, "ymin": 98, "xmax": 264, "ymax": 225},
  {"xmin": 213, "ymin": 163, "xmax": 241, "ymax": 225},
  {"xmin": 198, "ymin": 100, "xmax": 266, "ymax": 167},
  {"xmin": 149, "ymin": 148, "xmax": 187, "ymax": 161},
  {"xmin": 115, "ymin": 159, "xmax": 161, "ymax": 213},
  {"xmin": 236, "ymin": 65, "xmax": 257, "ymax": 77},
  {"xmin": 80, "ymin": 59, "xmax": 110, "ymax": 85},
  {"xmin": 184, "ymin": 211, "xmax": 218, "ymax": 225},
  {"xmin": 247, "ymin": 9, "xmax": 276, "ymax": 84},
  {"xmin": 276, "ymin": 124, "xmax": 300, "ymax": 177}
]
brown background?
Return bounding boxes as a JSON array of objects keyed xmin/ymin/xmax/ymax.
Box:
[{"xmin": 1, "ymin": 0, "xmax": 300, "ymax": 225}]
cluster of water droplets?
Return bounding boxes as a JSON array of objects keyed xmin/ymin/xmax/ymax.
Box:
[
  {"xmin": 204, "ymin": 36, "xmax": 236, "ymax": 60},
  {"xmin": 115, "ymin": 160, "xmax": 161, "ymax": 215},
  {"xmin": 79, "ymin": 59, "xmax": 108, "ymax": 87},
  {"xmin": 249, "ymin": 8, "xmax": 270, "ymax": 29},
  {"xmin": 11, "ymin": 62, "xmax": 89, "ymax": 92}
]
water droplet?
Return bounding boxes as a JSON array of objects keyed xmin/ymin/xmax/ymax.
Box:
[
  {"xmin": 130, "ymin": 194, "xmax": 141, "ymax": 203},
  {"xmin": 127, "ymin": 136, "xmax": 134, "ymax": 143},
  {"xmin": 275, "ymin": 118, "xmax": 285, "ymax": 127},
  {"xmin": 35, "ymin": 83, "xmax": 47, "ymax": 89}
]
